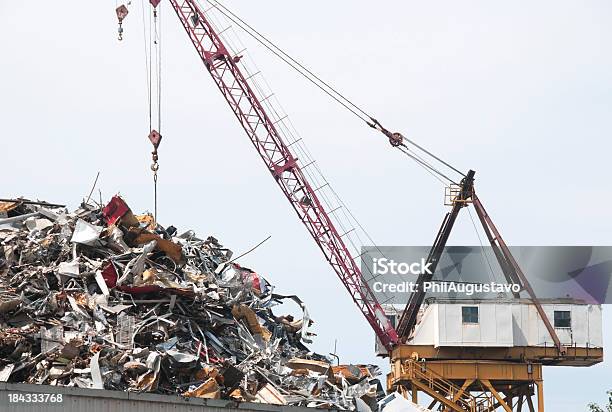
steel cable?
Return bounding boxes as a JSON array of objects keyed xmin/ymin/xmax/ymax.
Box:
[{"xmin": 207, "ymin": 0, "xmax": 465, "ymax": 183}]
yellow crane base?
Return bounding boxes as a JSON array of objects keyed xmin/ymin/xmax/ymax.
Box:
[{"xmin": 388, "ymin": 357, "xmax": 544, "ymax": 411}]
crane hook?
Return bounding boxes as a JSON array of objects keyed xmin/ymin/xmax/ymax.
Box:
[
  {"xmin": 148, "ymin": 129, "xmax": 162, "ymax": 223},
  {"xmin": 150, "ymin": 0, "xmax": 161, "ymax": 18},
  {"xmin": 148, "ymin": 129, "xmax": 162, "ymax": 173},
  {"xmin": 116, "ymin": 5, "xmax": 129, "ymax": 41}
]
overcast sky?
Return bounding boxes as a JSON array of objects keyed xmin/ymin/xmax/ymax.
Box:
[{"xmin": 1, "ymin": 1, "xmax": 610, "ymax": 410}]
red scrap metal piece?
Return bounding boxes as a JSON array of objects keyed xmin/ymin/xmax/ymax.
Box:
[
  {"xmin": 148, "ymin": 129, "xmax": 162, "ymax": 149},
  {"xmin": 102, "ymin": 196, "xmax": 130, "ymax": 226},
  {"xmin": 150, "ymin": 0, "xmax": 161, "ymax": 8},
  {"xmin": 116, "ymin": 5, "xmax": 129, "ymax": 22},
  {"xmin": 234, "ymin": 263, "xmax": 265, "ymax": 294},
  {"xmin": 122, "ymin": 285, "xmax": 164, "ymax": 294},
  {"xmin": 246, "ymin": 272, "xmax": 261, "ymax": 293},
  {"xmin": 101, "ymin": 263, "xmax": 163, "ymax": 294},
  {"xmin": 101, "ymin": 263, "xmax": 118, "ymax": 288}
]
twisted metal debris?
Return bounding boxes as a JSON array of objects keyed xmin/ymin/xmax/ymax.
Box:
[{"xmin": 0, "ymin": 195, "xmax": 384, "ymax": 410}]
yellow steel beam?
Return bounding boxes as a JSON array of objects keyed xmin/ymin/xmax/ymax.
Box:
[
  {"xmin": 482, "ymin": 379, "xmax": 512, "ymax": 412},
  {"xmin": 390, "ymin": 360, "xmax": 542, "ymax": 386},
  {"xmin": 453, "ymin": 379, "xmax": 474, "ymax": 403},
  {"xmin": 536, "ymin": 380, "xmax": 544, "ymax": 412},
  {"xmin": 443, "ymin": 379, "xmax": 475, "ymax": 412},
  {"xmin": 410, "ymin": 378, "xmax": 465, "ymax": 412},
  {"xmin": 481, "ymin": 385, "xmax": 526, "ymax": 412},
  {"xmin": 391, "ymin": 344, "xmax": 603, "ymax": 366}
]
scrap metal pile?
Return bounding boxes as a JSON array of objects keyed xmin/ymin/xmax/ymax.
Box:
[{"xmin": 0, "ymin": 196, "xmax": 384, "ymax": 410}]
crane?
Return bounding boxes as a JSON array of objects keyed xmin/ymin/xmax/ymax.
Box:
[
  {"xmin": 118, "ymin": 0, "xmax": 564, "ymax": 354},
  {"xmin": 113, "ymin": 1, "xmax": 604, "ymax": 410}
]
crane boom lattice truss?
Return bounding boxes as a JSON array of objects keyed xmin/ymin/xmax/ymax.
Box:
[{"xmin": 167, "ymin": 0, "xmax": 398, "ymax": 349}]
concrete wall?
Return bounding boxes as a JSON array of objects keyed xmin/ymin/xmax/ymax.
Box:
[{"xmin": 0, "ymin": 383, "xmax": 339, "ymax": 412}]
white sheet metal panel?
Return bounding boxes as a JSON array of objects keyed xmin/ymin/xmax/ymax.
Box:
[
  {"xmin": 432, "ymin": 304, "xmax": 440, "ymax": 345},
  {"xmin": 570, "ymin": 305, "xmax": 588, "ymax": 346},
  {"xmin": 526, "ymin": 303, "xmax": 540, "ymax": 346},
  {"xmin": 537, "ymin": 305, "xmax": 553, "ymax": 346},
  {"xmin": 588, "ymin": 305, "xmax": 604, "ymax": 347},
  {"xmin": 479, "ymin": 303, "xmax": 495, "ymax": 344},
  {"xmin": 497, "ymin": 304, "xmax": 514, "ymax": 345},
  {"xmin": 438, "ymin": 303, "xmax": 463, "ymax": 346},
  {"xmin": 412, "ymin": 304, "xmax": 437, "ymax": 345},
  {"xmin": 511, "ymin": 305, "xmax": 528, "ymax": 346},
  {"xmin": 436, "ymin": 304, "xmax": 446, "ymax": 346}
]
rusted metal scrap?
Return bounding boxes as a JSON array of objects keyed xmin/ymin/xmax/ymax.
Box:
[{"xmin": 0, "ymin": 194, "xmax": 384, "ymax": 410}]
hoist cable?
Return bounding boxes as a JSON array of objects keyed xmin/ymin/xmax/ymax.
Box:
[
  {"xmin": 155, "ymin": 7, "xmax": 162, "ymax": 133},
  {"xmin": 467, "ymin": 206, "xmax": 498, "ymax": 284},
  {"xmin": 207, "ymin": 0, "xmax": 371, "ymax": 123},
  {"xmin": 154, "ymin": 6, "xmax": 162, "ymax": 223},
  {"xmin": 141, "ymin": 0, "xmax": 152, "ymax": 132},
  {"xmin": 141, "ymin": 2, "xmax": 161, "ymax": 223},
  {"xmin": 402, "ymin": 138, "xmax": 465, "ymax": 177},
  {"xmin": 397, "ymin": 144, "xmax": 457, "ymax": 185},
  {"xmin": 154, "ymin": 172, "xmax": 158, "ymax": 223},
  {"xmin": 398, "ymin": 145, "xmax": 448, "ymax": 185},
  {"xmin": 149, "ymin": 5, "xmax": 153, "ymax": 131},
  {"xmin": 153, "ymin": 6, "xmax": 162, "ymax": 223}
]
